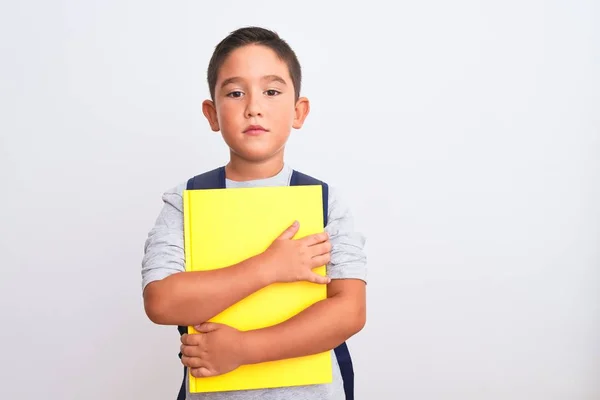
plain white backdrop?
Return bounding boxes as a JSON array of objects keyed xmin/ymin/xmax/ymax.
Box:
[{"xmin": 1, "ymin": 1, "xmax": 598, "ymax": 399}]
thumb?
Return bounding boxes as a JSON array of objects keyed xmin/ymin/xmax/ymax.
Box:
[
  {"xmin": 277, "ymin": 220, "xmax": 300, "ymax": 240},
  {"xmin": 308, "ymin": 273, "xmax": 331, "ymax": 285},
  {"xmin": 194, "ymin": 322, "xmax": 221, "ymax": 333}
]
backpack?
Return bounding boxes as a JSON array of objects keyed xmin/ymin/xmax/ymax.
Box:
[{"xmin": 176, "ymin": 166, "xmax": 354, "ymax": 400}]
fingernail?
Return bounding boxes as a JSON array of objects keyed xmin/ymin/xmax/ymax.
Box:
[{"xmin": 293, "ymin": 220, "xmax": 299, "ymax": 226}]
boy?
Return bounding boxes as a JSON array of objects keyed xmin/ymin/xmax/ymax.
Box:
[{"xmin": 141, "ymin": 26, "xmax": 367, "ymax": 400}]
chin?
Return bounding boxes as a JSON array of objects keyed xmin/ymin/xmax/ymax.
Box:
[{"xmin": 232, "ymin": 148, "xmax": 283, "ymax": 163}]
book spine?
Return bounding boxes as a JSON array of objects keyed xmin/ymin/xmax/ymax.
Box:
[
  {"xmin": 183, "ymin": 190, "xmax": 192, "ymax": 273},
  {"xmin": 183, "ymin": 190, "xmax": 198, "ymax": 392}
]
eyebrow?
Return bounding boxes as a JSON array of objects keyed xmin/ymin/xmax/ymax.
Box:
[
  {"xmin": 263, "ymin": 75, "xmax": 287, "ymax": 85},
  {"xmin": 220, "ymin": 75, "xmax": 288, "ymax": 89}
]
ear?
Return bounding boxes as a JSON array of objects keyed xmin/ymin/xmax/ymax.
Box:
[
  {"xmin": 292, "ymin": 97, "xmax": 310, "ymax": 129},
  {"xmin": 202, "ymin": 99, "xmax": 220, "ymax": 132}
]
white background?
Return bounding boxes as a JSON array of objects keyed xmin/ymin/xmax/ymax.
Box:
[{"xmin": 1, "ymin": 1, "xmax": 598, "ymax": 399}]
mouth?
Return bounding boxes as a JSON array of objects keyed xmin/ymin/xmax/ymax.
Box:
[{"xmin": 243, "ymin": 125, "xmax": 269, "ymax": 136}]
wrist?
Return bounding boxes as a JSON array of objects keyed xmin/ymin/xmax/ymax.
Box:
[
  {"xmin": 253, "ymin": 251, "xmax": 278, "ymax": 286},
  {"xmin": 238, "ymin": 329, "xmax": 265, "ymax": 365}
]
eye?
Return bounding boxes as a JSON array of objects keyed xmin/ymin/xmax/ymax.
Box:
[
  {"xmin": 265, "ymin": 89, "xmax": 281, "ymax": 97},
  {"xmin": 226, "ymin": 91, "xmax": 244, "ymax": 98}
]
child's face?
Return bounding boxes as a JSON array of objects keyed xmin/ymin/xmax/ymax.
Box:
[{"xmin": 202, "ymin": 44, "xmax": 308, "ymax": 163}]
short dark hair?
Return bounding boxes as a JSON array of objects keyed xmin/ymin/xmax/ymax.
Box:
[{"xmin": 207, "ymin": 27, "xmax": 302, "ymax": 101}]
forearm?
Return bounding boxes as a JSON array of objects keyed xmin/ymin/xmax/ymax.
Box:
[
  {"xmin": 243, "ymin": 281, "xmax": 366, "ymax": 364},
  {"xmin": 144, "ymin": 255, "xmax": 271, "ymax": 326}
]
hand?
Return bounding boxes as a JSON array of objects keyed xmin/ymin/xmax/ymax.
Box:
[
  {"xmin": 180, "ymin": 323, "xmax": 247, "ymax": 378},
  {"xmin": 261, "ymin": 221, "xmax": 331, "ymax": 285}
]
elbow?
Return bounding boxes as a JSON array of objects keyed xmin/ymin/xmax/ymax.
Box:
[
  {"xmin": 143, "ymin": 282, "xmax": 172, "ymax": 325},
  {"xmin": 351, "ymin": 306, "xmax": 366, "ymax": 335},
  {"xmin": 145, "ymin": 302, "xmax": 169, "ymax": 325},
  {"xmin": 343, "ymin": 303, "xmax": 366, "ymax": 338}
]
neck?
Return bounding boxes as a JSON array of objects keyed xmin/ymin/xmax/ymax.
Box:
[{"xmin": 225, "ymin": 152, "xmax": 285, "ymax": 182}]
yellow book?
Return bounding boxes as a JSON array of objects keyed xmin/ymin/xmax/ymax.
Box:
[{"xmin": 182, "ymin": 185, "xmax": 332, "ymax": 393}]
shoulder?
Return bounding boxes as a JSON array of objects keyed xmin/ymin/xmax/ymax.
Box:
[
  {"xmin": 321, "ymin": 182, "xmax": 368, "ymax": 281},
  {"xmin": 325, "ymin": 185, "xmax": 355, "ymax": 228},
  {"xmin": 289, "ymin": 169, "xmax": 350, "ymax": 222},
  {"xmin": 160, "ymin": 181, "xmax": 187, "ymax": 212}
]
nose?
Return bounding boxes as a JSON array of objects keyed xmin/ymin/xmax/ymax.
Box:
[{"xmin": 245, "ymin": 92, "xmax": 262, "ymax": 118}]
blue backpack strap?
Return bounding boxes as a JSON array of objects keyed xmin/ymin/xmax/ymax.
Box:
[
  {"xmin": 177, "ymin": 166, "xmax": 226, "ymax": 337},
  {"xmin": 289, "ymin": 170, "xmax": 329, "ymax": 225},
  {"xmin": 290, "ymin": 170, "xmax": 354, "ymax": 400},
  {"xmin": 186, "ymin": 166, "xmax": 227, "ymax": 190},
  {"xmin": 176, "ymin": 166, "xmax": 226, "ymax": 400}
]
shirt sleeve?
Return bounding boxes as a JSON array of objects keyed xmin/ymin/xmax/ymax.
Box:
[
  {"xmin": 325, "ymin": 186, "xmax": 368, "ymax": 283},
  {"xmin": 141, "ymin": 183, "xmax": 187, "ymax": 291}
]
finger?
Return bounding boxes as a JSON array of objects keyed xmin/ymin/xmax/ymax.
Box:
[
  {"xmin": 180, "ymin": 344, "xmax": 202, "ymax": 357},
  {"xmin": 305, "ymin": 272, "xmax": 331, "ymax": 285},
  {"xmin": 310, "ymin": 241, "xmax": 331, "ymax": 257},
  {"xmin": 191, "ymin": 367, "xmax": 215, "ymax": 378},
  {"xmin": 276, "ymin": 220, "xmax": 300, "ymax": 240},
  {"xmin": 311, "ymin": 253, "xmax": 331, "ymax": 267},
  {"xmin": 194, "ymin": 322, "xmax": 221, "ymax": 333},
  {"xmin": 181, "ymin": 355, "xmax": 206, "ymax": 369},
  {"xmin": 181, "ymin": 333, "xmax": 200, "ymax": 345},
  {"xmin": 302, "ymin": 231, "xmax": 329, "ymax": 246}
]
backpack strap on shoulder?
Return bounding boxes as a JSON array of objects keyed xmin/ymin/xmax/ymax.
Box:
[
  {"xmin": 177, "ymin": 166, "xmax": 226, "ymax": 338},
  {"xmin": 176, "ymin": 166, "xmax": 227, "ymax": 400},
  {"xmin": 290, "ymin": 170, "xmax": 329, "ymax": 226},
  {"xmin": 186, "ymin": 166, "xmax": 226, "ymax": 190},
  {"xmin": 290, "ymin": 170, "xmax": 354, "ymax": 399}
]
